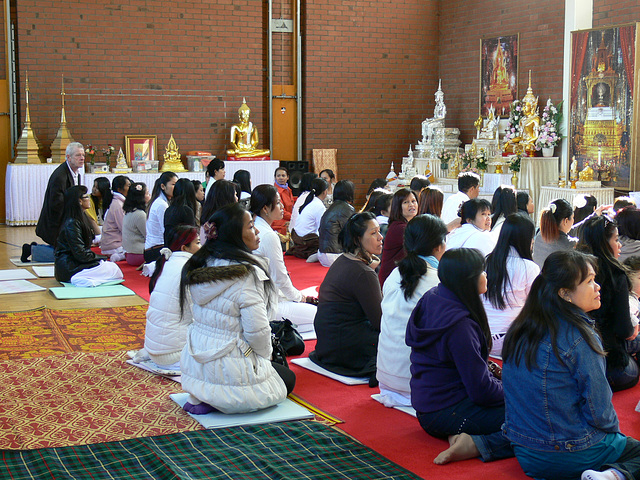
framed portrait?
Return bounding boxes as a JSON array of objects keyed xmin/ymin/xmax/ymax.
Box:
[
  {"xmin": 125, "ymin": 135, "xmax": 157, "ymax": 167},
  {"xmin": 569, "ymin": 23, "xmax": 639, "ymax": 190},
  {"xmin": 480, "ymin": 34, "xmax": 519, "ymax": 117}
]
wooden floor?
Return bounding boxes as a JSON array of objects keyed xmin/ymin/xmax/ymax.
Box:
[{"xmin": 0, "ymin": 225, "xmax": 147, "ymax": 312}]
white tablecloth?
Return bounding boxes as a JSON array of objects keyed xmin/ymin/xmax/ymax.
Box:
[
  {"xmin": 5, "ymin": 160, "xmax": 280, "ymax": 226},
  {"xmin": 5, "ymin": 163, "xmax": 61, "ymax": 226},
  {"xmin": 520, "ymin": 157, "xmax": 559, "ymax": 219},
  {"xmin": 536, "ymin": 186, "xmax": 615, "ymax": 224}
]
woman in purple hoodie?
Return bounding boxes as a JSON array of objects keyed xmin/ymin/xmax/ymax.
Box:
[{"xmin": 406, "ymin": 247, "xmax": 504, "ymax": 439}]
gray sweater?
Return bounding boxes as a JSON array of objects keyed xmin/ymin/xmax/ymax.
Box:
[{"xmin": 122, "ymin": 209, "xmax": 147, "ymax": 254}]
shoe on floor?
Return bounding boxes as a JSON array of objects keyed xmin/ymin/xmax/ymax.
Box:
[
  {"xmin": 20, "ymin": 243, "xmax": 32, "ymax": 263},
  {"xmin": 582, "ymin": 469, "xmax": 624, "ymax": 480}
]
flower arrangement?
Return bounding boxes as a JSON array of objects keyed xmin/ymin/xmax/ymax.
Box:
[
  {"xmin": 475, "ymin": 149, "xmax": 488, "ymax": 171},
  {"xmin": 437, "ymin": 150, "xmax": 451, "ymax": 170},
  {"xmin": 460, "ymin": 151, "xmax": 474, "ymax": 171},
  {"xmin": 102, "ymin": 144, "xmax": 115, "ymax": 165},
  {"xmin": 503, "ymin": 100, "xmax": 522, "ymax": 143},
  {"xmin": 535, "ymin": 99, "xmax": 563, "ymax": 150},
  {"xmin": 85, "ymin": 144, "xmax": 96, "ymax": 165},
  {"xmin": 509, "ymin": 153, "xmax": 522, "ymax": 173}
]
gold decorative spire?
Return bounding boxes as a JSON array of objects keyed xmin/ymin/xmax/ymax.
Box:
[
  {"xmin": 13, "ymin": 71, "xmax": 45, "ymax": 163},
  {"xmin": 49, "ymin": 74, "xmax": 75, "ymax": 163},
  {"xmin": 161, "ymin": 134, "xmax": 186, "ymax": 172}
]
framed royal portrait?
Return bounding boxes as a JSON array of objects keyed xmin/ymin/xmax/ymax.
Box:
[
  {"xmin": 480, "ymin": 34, "xmax": 519, "ymax": 117},
  {"xmin": 569, "ymin": 23, "xmax": 640, "ymax": 190},
  {"xmin": 125, "ymin": 135, "xmax": 157, "ymax": 167}
]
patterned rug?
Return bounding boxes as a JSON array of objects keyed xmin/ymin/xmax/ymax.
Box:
[
  {"xmin": 0, "ymin": 306, "xmax": 147, "ymax": 360},
  {"xmin": 0, "ymin": 351, "xmax": 201, "ymax": 450},
  {"xmin": 0, "ymin": 420, "xmax": 422, "ymax": 479}
]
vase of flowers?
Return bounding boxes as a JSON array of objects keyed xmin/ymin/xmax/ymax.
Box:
[
  {"xmin": 503, "ymin": 100, "xmax": 522, "ymax": 144},
  {"xmin": 460, "ymin": 151, "xmax": 474, "ymax": 171},
  {"xmin": 102, "ymin": 144, "xmax": 115, "ymax": 167},
  {"xmin": 509, "ymin": 154, "xmax": 522, "ymax": 189},
  {"xmin": 536, "ymin": 99, "xmax": 562, "ymax": 156},
  {"xmin": 437, "ymin": 150, "xmax": 451, "ymax": 177},
  {"xmin": 85, "ymin": 144, "xmax": 96, "ymax": 165}
]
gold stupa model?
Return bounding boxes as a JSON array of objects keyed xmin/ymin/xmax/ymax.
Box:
[
  {"xmin": 161, "ymin": 134, "xmax": 186, "ymax": 172},
  {"xmin": 13, "ymin": 72, "xmax": 44, "ymax": 164},
  {"xmin": 49, "ymin": 75, "xmax": 75, "ymax": 163}
]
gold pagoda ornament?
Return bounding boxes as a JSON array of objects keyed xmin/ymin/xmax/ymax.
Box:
[
  {"xmin": 112, "ymin": 148, "xmax": 132, "ymax": 173},
  {"xmin": 161, "ymin": 134, "xmax": 186, "ymax": 172},
  {"xmin": 49, "ymin": 75, "xmax": 75, "ymax": 163},
  {"xmin": 13, "ymin": 72, "xmax": 44, "ymax": 164}
]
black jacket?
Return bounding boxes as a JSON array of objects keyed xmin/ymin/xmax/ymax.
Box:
[
  {"xmin": 54, "ymin": 217, "xmax": 106, "ymax": 282},
  {"xmin": 318, "ymin": 200, "xmax": 354, "ymax": 254},
  {"xmin": 36, "ymin": 162, "xmax": 75, "ymax": 246}
]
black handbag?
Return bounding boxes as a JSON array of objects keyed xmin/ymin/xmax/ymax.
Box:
[
  {"xmin": 271, "ymin": 334, "xmax": 289, "ymax": 367},
  {"xmin": 270, "ymin": 319, "xmax": 305, "ymax": 356}
]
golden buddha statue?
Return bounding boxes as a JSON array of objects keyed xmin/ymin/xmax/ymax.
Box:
[
  {"xmin": 491, "ymin": 42, "xmax": 509, "ymax": 88},
  {"xmin": 503, "ymin": 71, "xmax": 540, "ymax": 156},
  {"xmin": 226, "ymin": 98, "xmax": 270, "ymax": 159},
  {"xmin": 579, "ymin": 164, "xmax": 594, "ymax": 182},
  {"xmin": 161, "ymin": 134, "xmax": 187, "ymax": 172}
]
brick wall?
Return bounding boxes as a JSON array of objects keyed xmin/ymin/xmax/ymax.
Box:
[
  {"xmin": 439, "ymin": 0, "xmax": 565, "ymax": 145},
  {"xmin": 303, "ymin": 0, "xmax": 439, "ymax": 199},
  {"xmin": 15, "ymin": 0, "xmax": 439, "ymax": 203},
  {"xmin": 593, "ymin": 1, "xmax": 640, "ymax": 26},
  {"xmin": 16, "ymin": 0, "xmax": 269, "ymax": 163}
]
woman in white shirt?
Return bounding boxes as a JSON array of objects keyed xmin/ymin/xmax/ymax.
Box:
[
  {"xmin": 288, "ymin": 177, "xmax": 328, "ymax": 260},
  {"xmin": 483, "ymin": 214, "xmax": 540, "ymax": 357},
  {"xmin": 377, "ymin": 214, "xmax": 448, "ymax": 407},
  {"xmin": 250, "ymin": 185, "xmax": 318, "ymax": 333},
  {"xmin": 289, "ymin": 172, "xmax": 318, "ymax": 233},
  {"xmin": 446, "ymin": 198, "xmax": 496, "ymax": 257},
  {"xmin": 144, "ymin": 172, "xmax": 178, "ymax": 263}
]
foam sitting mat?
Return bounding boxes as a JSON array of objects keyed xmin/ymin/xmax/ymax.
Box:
[
  {"xmin": 0, "ymin": 268, "xmax": 37, "ymax": 280},
  {"xmin": 10, "ymin": 257, "xmax": 54, "ymax": 267},
  {"xmin": 290, "ymin": 357, "xmax": 369, "ymax": 385},
  {"xmin": 49, "ymin": 284, "xmax": 135, "ymax": 299},
  {"xmin": 170, "ymin": 392, "xmax": 314, "ymax": 429}
]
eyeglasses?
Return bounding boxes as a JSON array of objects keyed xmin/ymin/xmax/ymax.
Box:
[{"xmin": 81, "ymin": 195, "xmax": 90, "ymax": 199}]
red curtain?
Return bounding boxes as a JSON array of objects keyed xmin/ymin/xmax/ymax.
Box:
[
  {"xmin": 619, "ymin": 25, "xmax": 635, "ymax": 97},
  {"xmin": 571, "ymin": 31, "xmax": 590, "ymax": 108}
]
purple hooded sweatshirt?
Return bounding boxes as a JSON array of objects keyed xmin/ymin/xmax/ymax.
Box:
[{"xmin": 405, "ymin": 284, "xmax": 504, "ymax": 414}]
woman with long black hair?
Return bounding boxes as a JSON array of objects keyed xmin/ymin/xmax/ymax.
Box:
[
  {"xmin": 376, "ymin": 214, "xmax": 448, "ymax": 407},
  {"xmin": 483, "ymin": 214, "xmax": 539, "ymax": 356},
  {"xmin": 179, "ymin": 202, "xmax": 295, "ymax": 414},
  {"xmin": 54, "ymin": 185, "xmax": 123, "ymax": 286},
  {"xmin": 406, "ymin": 248, "xmax": 503, "ymax": 439}
]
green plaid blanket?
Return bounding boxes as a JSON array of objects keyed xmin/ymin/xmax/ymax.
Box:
[{"xmin": 0, "ymin": 420, "xmax": 421, "ymax": 479}]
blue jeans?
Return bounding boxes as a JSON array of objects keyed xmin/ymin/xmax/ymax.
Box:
[
  {"xmin": 416, "ymin": 396, "xmax": 505, "ymax": 438},
  {"xmin": 32, "ymin": 244, "xmax": 55, "ymax": 262}
]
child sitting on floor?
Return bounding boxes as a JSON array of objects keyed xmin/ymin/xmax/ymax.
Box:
[{"xmin": 133, "ymin": 225, "xmax": 200, "ymax": 373}]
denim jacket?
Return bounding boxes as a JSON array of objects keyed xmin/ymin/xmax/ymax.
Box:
[{"xmin": 502, "ymin": 312, "xmax": 619, "ymax": 453}]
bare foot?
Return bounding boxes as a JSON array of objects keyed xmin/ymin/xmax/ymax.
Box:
[{"xmin": 434, "ymin": 433, "xmax": 480, "ymax": 465}]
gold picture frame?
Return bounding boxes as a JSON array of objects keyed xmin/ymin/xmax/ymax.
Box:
[
  {"xmin": 480, "ymin": 34, "xmax": 519, "ymax": 117},
  {"xmin": 569, "ymin": 23, "xmax": 639, "ymax": 190},
  {"xmin": 125, "ymin": 135, "xmax": 158, "ymax": 167}
]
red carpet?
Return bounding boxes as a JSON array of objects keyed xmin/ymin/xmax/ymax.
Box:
[{"xmin": 115, "ymin": 253, "xmax": 640, "ymax": 479}]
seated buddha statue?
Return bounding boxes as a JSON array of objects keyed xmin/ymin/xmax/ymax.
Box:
[
  {"xmin": 226, "ymin": 98, "xmax": 270, "ymax": 159},
  {"xmin": 579, "ymin": 164, "xmax": 594, "ymax": 182},
  {"xmin": 478, "ymin": 105, "xmax": 500, "ymax": 140},
  {"xmin": 420, "ymin": 80, "xmax": 447, "ymax": 145},
  {"xmin": 503, "ymin": 74, "xmax": 540, "ymax": 156}
]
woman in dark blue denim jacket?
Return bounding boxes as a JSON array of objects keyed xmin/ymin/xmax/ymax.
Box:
[{"xmin": 435, "ymin": 250, "xmax": 640, "ymax": 480}]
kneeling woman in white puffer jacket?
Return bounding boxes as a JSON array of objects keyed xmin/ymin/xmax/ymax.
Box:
[
  {"xmin": 179, "ymin": 202, "xmax": 296, "ymax": 414},
  {"xmin": 140, "ymin": 225, "xmax": 200, "ymax": 372}
]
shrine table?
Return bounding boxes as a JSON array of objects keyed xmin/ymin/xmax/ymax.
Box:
[
  {"xmin": 536, "ymin": 185, "xmax": 614, "ymax": 224},
  {"xmin": 5, "ymin": 160, "xmax": 280, "ymax": 226}
]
